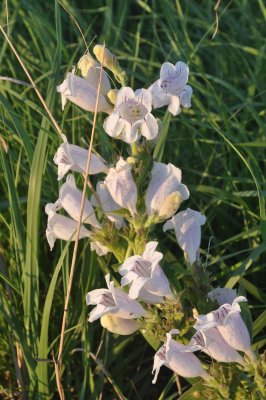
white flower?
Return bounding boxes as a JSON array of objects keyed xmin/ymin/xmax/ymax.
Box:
[
  {"xmin": 149, "ymin": 61, "xmax": 192, "ymax": 116},
  {"xmin": 195, "ymin": 297, "xmax": 256, "ymax": 361},
  {"xmin": 105, "ymin": 158, "xmax": 137, "ymax": 216},
  {"xmin": 90, "ymin": 181, "xmax": 124, "ymax": 229},
  {"xmin": 86, "ymin": 274, "xmax": 147, "ymax": 322},
  {"xmin": 152, "ymin": 329, "xmax": 209, "ymax": 384},
  {"xmin": 90, "ymin": 241, "xmax": 109, "ymax": 256},
  {"xmin": 57, "ymin": 72, "xmax": 112, "ymax": 114},
  {"xmin": 45, "ymin": 203, "xmax": 91, "ymax": 250},
  {"xmin": 208, "ymin": 287, "xmax": 237, "ymax": 306},
  {"xmin": 188, "ymin": 327, "xmax": 244, "ymax": 365},
  {"xmin": 78, "ymin": 53, "xmax": 111, "ymax": 96},
  {"xmin": 54, "ymin": 174, "xmax": 101, "ymax": 229},
  {"xmin": 145, "ymin": 162, "xmax": 189, "ymax": 220},
  {"xmin": 119, "ymin": 241, "xmax": 172, "ymax": 301},
  {"xmin": 54, "ymin": 134, "xmax": 108, "ymax": 180},
  {"xmin": 163, "ymin": 208, "xmax": 206, "ymax": 264},
  {"xmin": 100, "ymin": 313, "xmax": 140, "ymax": 335},
  {"xmin": 103, "ymin": 87, "xmax": 158, "ymax": 143}
]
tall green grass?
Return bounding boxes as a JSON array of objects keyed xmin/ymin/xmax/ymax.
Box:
[{"xmin": 0, "ymin": 0, "xmax": 265, "ymax": 398}]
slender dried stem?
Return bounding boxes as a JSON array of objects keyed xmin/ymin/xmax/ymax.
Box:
[
  {"xmin": 55, "ymin": 43, "xmax": 106, "ymax": 399},
  {"xmin": 0, "ymin": 25, "xmax": 63, "ymax": 137}
]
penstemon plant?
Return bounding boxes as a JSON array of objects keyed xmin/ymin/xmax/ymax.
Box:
[{"xmin": 48, "ymin": 45, "xmax": 265, "ymax": 399}]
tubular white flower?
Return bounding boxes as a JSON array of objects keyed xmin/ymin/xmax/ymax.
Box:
[
  {"xmin": 86, "ymin": 274, "xmax": 148, "ymax": 323},
  {"xmin": 78, "ymin": 53, "xmax": 111, "ymax": 96},
  {"xmin": 188, "ymin": 327, "xmax": 244, "ymax": 365},
  {"xmin": 149, "ymin": 61, "xmax": 192, "ymax": 116},
  {"xmin": 119, "ymin": 241, "xmax": 172, "ymax": 301},
  {"xmin": 90, "ymin": 181, "xmax": 124, "ymax": 229},
  {"xmin": 45, "ymin": 203, "xmax": 91, "ymax": 250},
  {"xmin": 152, "ymin": 329, "xmax": 210, "ymax": 384},
  {"xmin": 103, "ymin": 87, "xmax": 158, "ymax": 143},
  {"xmin": 100, "ymin": 313, "xmax": 140, "ymax": 335},
  {"xmin": 208, "ymin": 287, "xmax": 237, "ymax": 306},
  {"xmin": 54, "ymin": 174, "xmax": 101, "ymax": 229},
  {"xmin": 145, "ymin": 162, "xmax": 189, "ymax": 220},
  {"xmin": 105, "ymin": 158, "xmax": 137, "ymax": 216},
  {"xmin": 163, "ymin": 208, "xmax": 206, "ymax": 264},
  {"xmin": 195, "ymin": 296, "xmax": 256, "ymax": 360},
  {"xmin": 90, "ymin": 241, "xmax": 109, "ymax": 256},
  {"xmin": 57, "ymin": 72, "xmax": 113, "ymax": 114},
  {"xmin": 53, "ymin": 134, "xmax": 108, "ymax": 180}
]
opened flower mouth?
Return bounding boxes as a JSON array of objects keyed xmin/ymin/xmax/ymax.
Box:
[{"xmin": 118, "ymin": 99, "xmax": 148, "ymax": 124}]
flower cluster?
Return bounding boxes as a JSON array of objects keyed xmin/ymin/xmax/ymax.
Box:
[{"xmin": 47, "ymin": 45, "xmax": 262, "ymax": 396}]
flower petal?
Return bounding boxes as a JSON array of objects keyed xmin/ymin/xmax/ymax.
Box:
[
  {"xmin": 141, "ymin": 113, "xmax": 158, "ymax": 140},
  {"xmin": 149, "ymin": 80, "xmax": 170, "ymax": 109},
  {"xmin": 146, "ymin": 162, "xmax": 188, "ymax": 217},
  {"xmin": 179, "ymin": 85, "xmax": 193, "ymax": 108},
  {"xmin": 167, "ymin": 95, "xmax": 181, "ymax": 116},
  {"xmin": 53, "ymin": 134, "xmax": 108, "ymax": 180},
  {"xmin": 164, "ymin": 208, "xmax": 206, "ymax": 264},
  {"xmin": 86, "ymin": 288, "xmax": 111, "ymax": 305},
  {"xmin": 115, "ymin": 87, "xmax": 135, "ymax": 108},
  {"xmin": 105, "ymin": 158, "xmax": 137, "ymax": 216},
  {"xmin": 160, "ymin": 62, "xmax": 176, "ymax": 81},
  {"xmin": 135, "ymin": 88, "xmax": 152, "ymax": 111},
  {"xmin": 89, "ymin": 304, "xmax": 116, "ymax": 323},
  {"xmin": 57, "ymin": 174, "xmax": 101, "ymax": 228},
  {"xmin": 45, "ymin": 205, "xmax": 91, "ymax": 250}
]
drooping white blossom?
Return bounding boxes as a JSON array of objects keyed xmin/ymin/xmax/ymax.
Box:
[
  {"xmin": 188, "ymin": 327, "xmax": 244, "ymax": 365},
  {"xmin": 86, "ymin": 274, "xmax": 147, "ymax": 323},
  {"xmin": 149, "ymin": 61, "xmax": 192, "ymax": 116},
  {"xmin": 103, "ymin": 87, "xmax": 158, "ymax": 143},
  {"xmin": 45, "ymin": 203, "xmax": 91, "ymax": 250},
  {"xmin": 78, "ymin": 53, "xmax": 111, "ymax": 96},
  {"xmin": 195, "ymin": 297, "xmax": 256, "ymax": 361},
  {"xmin": 152, "ymin": 329, "xmax": 210, "ymax": 384},
  {"xmin": 100, "ymin": 313, "xmax": 140, "ymax": 335},
  {"xmin": 145, "ymin": 162, "xmax": 189, "ymax": 220},
  {"xmin": 57, "ymin": 72, "xmax": 113, "ymax": 114},
  {"xmin": 90, "ymin": 181, "xmax": 124, "ymax": 229},
  {"xmin": 163, "ymin": 208, "xmax": 206, "ymax": 264},
  {"xmin": 54, "ymin": 174, "xmax": 101, "ymax": 229},
  {"xmin": 54, "ymin": 134, "xmax": 108, "ymax": 180},
  {"xmin": 105, "ymin": 158, "xmax": 137, "ymax": 216},
  {"xmin": 119, "ymin": 241, "xmax": 172, "ymax": 302},
  {"xmin": 208, "ymin": 287, "xmax": 237, "ymax": 306}
]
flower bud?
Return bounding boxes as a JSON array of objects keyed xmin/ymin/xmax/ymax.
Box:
[
  {"xmin": 126, "ymin": 156, "xmax": 138, "ymax": 166},
  {"xmin": 93, "ymin": 45, "xmax": 126, "ymax": 84},
  {"xmin": 93, "ymin": 45, "xmax": 119, "ymax": 72},
  {"xmin": 77, "ymin": 53, "xmax": 95, "ymax": 77},
  {"xmin": 77, "ymin": 53, "xmax": 112, "ymax": 97},
  {"xmin": 100, "ymin": 314, "xmax": 140, "ymax": 335},
  {"xmin": 158, "ymin": 191, "xmax": 182, "ymax": 220},
  {"xmin": 107, "ymin": 89, "xmax": 118, "ymax": 105}
]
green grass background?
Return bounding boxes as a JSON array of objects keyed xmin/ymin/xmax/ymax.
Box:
[{"xmin": 0, "ymin": 0, "xmax": 265, "ymax": 398}]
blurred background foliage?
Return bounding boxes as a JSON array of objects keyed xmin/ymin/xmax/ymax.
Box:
[{"xmin": 0, "ymin": 0, "xmax": 265, "ymax": 398}]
